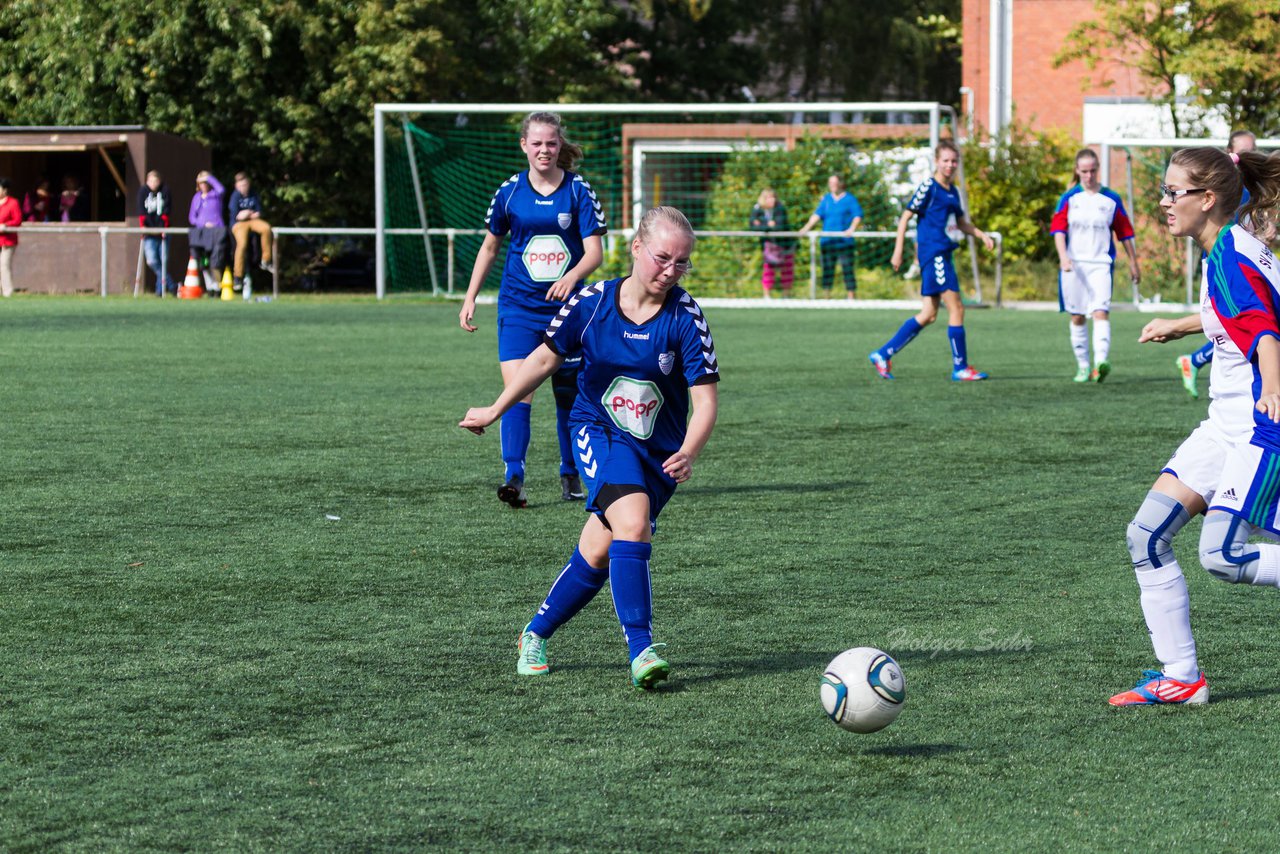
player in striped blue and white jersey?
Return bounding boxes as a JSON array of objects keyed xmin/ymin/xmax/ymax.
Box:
[
  {"xmin": 461, "ymin": 207, "xmax": 719, "ymax": 690},
  {"xmin": 1111, "ymin": 146, "xmax": 1280, "ymax": 706},
  {"xmin": 459, "ymin": 111, "xmax": 608, "ymax": 508},
  {"xmin": 870, "ymin": 140, "xmax": 996, "ymax": 382}
]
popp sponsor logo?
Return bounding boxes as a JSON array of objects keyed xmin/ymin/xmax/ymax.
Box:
[
  {"xmin": 601, "ymin": 376, "xmax": 664, "ymax": 440},
  {"xmin": 523, "ymin": 235, "xmax": 571, "ymax": 282}
]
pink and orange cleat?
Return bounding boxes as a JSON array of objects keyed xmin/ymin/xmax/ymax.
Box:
[{"xmin": 1108, "ymin": 669, "xmax": 1208, "ymax": 706}]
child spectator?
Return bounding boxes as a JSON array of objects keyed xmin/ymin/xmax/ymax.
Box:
[{"xmin": 228, "ymin": 172, "xmax": 275, "ymax": 290}]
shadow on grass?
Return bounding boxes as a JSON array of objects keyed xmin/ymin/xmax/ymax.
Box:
[
  {"xmin": 679, "ymin": 479, "xmax": 866, "ymax": 497},
  {"xmin": 860, "ymin": 743, "xmax": 968, "ymax": 758}
]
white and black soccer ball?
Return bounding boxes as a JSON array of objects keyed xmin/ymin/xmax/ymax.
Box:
[{"xmin": 820, "ymin": 647, "xmax": 906, "ymax": 733}]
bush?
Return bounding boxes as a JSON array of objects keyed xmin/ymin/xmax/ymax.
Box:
[{"xmin": 960, "ymin": 120, "xmax": 1076, "ymax": 264}]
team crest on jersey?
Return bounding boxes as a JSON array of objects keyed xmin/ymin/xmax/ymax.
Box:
[
  {"xmin": 522, "ymin": 234, "xmax": 571, "ymax": 282},
  {"xmin": 602, "ymin": 376, "xmax": 665, "ymax": 440},
  {"xmin": 557, "ymin": 212, "xmax": 572, "ymax": 230},
  {"xmin": 658, "ymin": 351, "xmax": 674, "ymax": 375}
]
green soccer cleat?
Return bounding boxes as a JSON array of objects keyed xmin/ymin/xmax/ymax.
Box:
[
  {"xmin": 630, "ymin": 643, "xmax": 670, "ymax": 689},
  {"xmin": 1073, "ymin": 366, "xmax": 1090, "ymax": 383},
  {"xmin": 517, "ymin": 625, "xmax": 549, "ymax": 676},
  {"xmin": 1093, "ymin": 361, "xmax": 1111, "ymax": 383},
  {"xmin": 1176, "ymin": 354, "xmax": 1199, "ymax": 399}
]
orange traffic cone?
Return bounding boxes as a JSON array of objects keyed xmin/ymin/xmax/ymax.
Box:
[{"xmin": 178, "ymin": 256, "xmax": 203, "ymax": 299}]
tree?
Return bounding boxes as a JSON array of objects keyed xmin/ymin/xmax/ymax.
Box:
[{"xmin": 1055, "ymin": 1, "xmax": 1280, "ymax": 137}]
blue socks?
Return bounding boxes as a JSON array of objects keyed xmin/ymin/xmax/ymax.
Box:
[
  {"xmin": 880, "ymin": 318, "xmax": 923, "ymax": 358},
  {"xmin": 947, "ymin": 326, "xmax": 968, "ymax": 370},
  {"xmin": 608, "ymin": 540, "xmax": 654, "ymax": 661},
  {"xmin": 555, "ymin": 404, "xmax": 577, "ymax": 477},
  {"xmin": 1192, "ymin": 341, "xmax": 1214, "ymax": 369},
  {"xmin": 528, "ymin": 548, "xmax": 609, "ymax": 639},
  {"xmin": 500, "ymin": 401, "xmax": 531, "ymax": 482}
]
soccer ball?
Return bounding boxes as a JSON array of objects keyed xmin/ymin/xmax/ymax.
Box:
[{"xmin": 820, "ymin": 647, "xmax": 906, "ymax": 733}]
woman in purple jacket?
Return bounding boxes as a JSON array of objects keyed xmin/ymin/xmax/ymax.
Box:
[{"xmin": 188, "ymin": 171, "xmax": 227, "ymax": 288}]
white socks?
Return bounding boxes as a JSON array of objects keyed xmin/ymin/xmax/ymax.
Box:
[
  {"xmin": 1136, "ymin": 562, "xmax": 1199, "ymax": 682},
  {"xmin": 1093, "ymin": 318, "xmax": 1111, "ymax": 365}
]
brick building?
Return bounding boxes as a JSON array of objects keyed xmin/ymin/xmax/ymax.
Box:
[{"xmin": 961, "ymin": 0, "xmax": 1150, "ymax": 139}]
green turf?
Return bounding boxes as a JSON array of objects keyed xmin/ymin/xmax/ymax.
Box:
[{"xmin": 2, "ymin": 297, "xmax": 1276, "ymax": 851}]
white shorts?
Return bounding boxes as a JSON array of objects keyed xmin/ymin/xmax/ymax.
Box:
[
  {"xmin": 1161, "ymin": 419, "xmax": 1235, "ymax": 503},
  {"xmin": 1209, "ymin": 441, "xmax": 1280, "ymax": 536},
  {"xmin": 1059, "ymin": 261, "xmax": 1113, "ymax": 315}
]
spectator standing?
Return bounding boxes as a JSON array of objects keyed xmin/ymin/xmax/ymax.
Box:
[
  {"xmin": 798, "ymin": 174, "xmax": 863, "ymax": 298},
  {"xmin": 137, "ymin": 170, "xmax": 174, "ymax": 296},
  {"xmin": 188, "ymin": 171, "xmax": 227, "ymax": 288},
  {"xmin": 749, "ymin": 188, "xmax": 796, "ymax": 298},
  {"xmin": 0, "ymin": 177, "xmax": 21, "ymax": 297},
  {"xmin": 227, "ymin": 172, "xmax": 275, "ymax": 292}
]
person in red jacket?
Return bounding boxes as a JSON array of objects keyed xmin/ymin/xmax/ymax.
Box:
[{"xmin": 0, "ymin": 177, "xmax": 21, "ymax": 297}]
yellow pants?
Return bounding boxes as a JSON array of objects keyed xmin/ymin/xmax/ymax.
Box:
[{"xmin": 232, "ymin": 218, "xmax": 273, "ymax": 278}]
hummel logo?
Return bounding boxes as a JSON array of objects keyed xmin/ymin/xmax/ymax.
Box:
[{"xmin": 1222, "ymin": 488, "xmax": 1237, "ymax": 501}]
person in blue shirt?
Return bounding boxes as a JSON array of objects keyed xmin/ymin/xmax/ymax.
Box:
[
  {"xmin": 1176, "ymin": 129, "xmax": 1257, "ymax": 399},
  {"xmin": 460, "ymin": 206, "xmax": 720, "ymax": 690},
  {"xmin": 799, "ymin": 174, "xmax": 863, "ymax": 297},
  {"xmin": 459, "ymin": 112, "xmax": 608, "ymax": 507},
  {"xmin": 871, "ymin": 140, "xmax": 995, "ymax": 381}
]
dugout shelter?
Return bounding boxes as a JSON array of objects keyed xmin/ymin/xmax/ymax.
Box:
[{"xmin": 0, "ymin": 126, "xmax": 210, "ymax": 293}]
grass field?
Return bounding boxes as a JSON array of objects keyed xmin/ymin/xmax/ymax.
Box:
[{"xmin": 4, "ymin": 297, "xmax": 1279, "ymax": 851}]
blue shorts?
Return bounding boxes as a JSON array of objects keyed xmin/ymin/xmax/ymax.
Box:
[
  {"xmin": 496, "ymin": 312, "xmax": 557, "ymax": 362},
  {"xmin": 572, "ymin": 421, "xmax": 676, "ymax": 535},
  {"xmin": 920, "ymin": 253, "xmax": 959, "ymax": 296}
]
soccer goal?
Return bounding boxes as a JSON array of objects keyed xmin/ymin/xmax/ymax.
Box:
[{"xmin": 373, "ymin": 102, "xmax": 971, "ymax": 301}]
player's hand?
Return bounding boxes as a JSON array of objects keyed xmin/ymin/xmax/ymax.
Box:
[
  {"xmin": 1059, "ymin": 257, "xmax": 1073, "ymax": 273},
  {"xmin": 662, "ymin": 451, "xmax": 694, "ymax": 483},
  {"xmin": 1139, "ymin": 318, "xmax": 1185, "ymax": 344},
  {"xmin": 980, "ymin": 232, "xmax": 995, "ymax": 252},
  {"xmin": 1257, "ymin": 393, "xmax": 1280, "ymax": 423},
  {"xmin": 459, "ymin": 299, "xmax": 477, "ymax": 332},
  {"xmin": 1130, "ymin": 266, "xmax": 1142, "ymax": 286},
  {"xmin": 459, "ymin": 406, "xmax": 497, "ymax": 435},
  {"xmin": 890, "ymin": 249, "xmax": 903, "ymax": 272},
  {"xmin": 545, "ymin": 276, "xmax": 576, "ymax": 302}
]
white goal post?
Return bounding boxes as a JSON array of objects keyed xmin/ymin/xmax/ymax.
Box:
[{"xmin": 373, "ymin": 102, "xmax": 967, "ymax": 300}]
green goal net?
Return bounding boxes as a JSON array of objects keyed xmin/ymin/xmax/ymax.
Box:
[{"xmin": 377, "ymin": 103, "xmax": 959, "ymax": 299}]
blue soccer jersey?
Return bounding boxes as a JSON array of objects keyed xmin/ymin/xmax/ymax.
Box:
[
  {"xmin": 543, "ymin": 278, "xmax": 719, "ymax": 457},
  {"xmin": 906, "ymin": 178, "xmax": 965, "ymax": 261},
  {"xmin": 486, "ymin": 170, "xmax": 607, "ymax": 317}
]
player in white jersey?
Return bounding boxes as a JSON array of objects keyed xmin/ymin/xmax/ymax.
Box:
[
  {"xmin": 1176, "ymin": 130, "xmax": 1259, "ymax": 399},
  {"xmin": 1110, "ymin": 146, "xmax": 1280, "ymax": 706},
  {"xmin": 1051, "ymin": 149, "xmax": 1141, "ymax": 383}
]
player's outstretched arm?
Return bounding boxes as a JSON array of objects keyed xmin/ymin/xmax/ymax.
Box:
[
  {"xmin": 545, "ymin": 234, "xmax": 602, "ymax": 302},
  {"xmin": 1139, "ymin": 314, "xmax": 1202, "ymax": 344},
  {"xmin": 890, "ymin": 209, "xmax": 913, "ymax": 271},
  {"xmin": 663, "ymin": 383, "xmax": 719, "ymax": 483},
  {"xmin": 460, "ymin": 343, "xmax": 565, "ymax": 434},
  {"xmin": 460, "ymin": 232, "xmax": 503, "ymax": 332}
]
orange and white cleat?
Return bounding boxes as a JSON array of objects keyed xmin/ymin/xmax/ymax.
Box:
[{"xmin": 1108, "ymin": 669, "xmax": 1208, "ymax": 706}]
